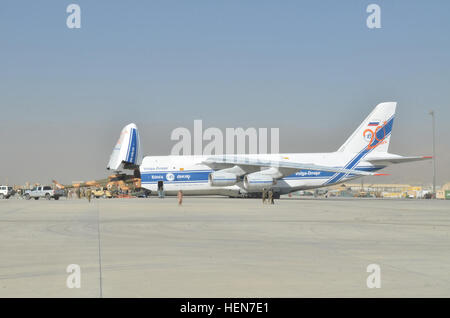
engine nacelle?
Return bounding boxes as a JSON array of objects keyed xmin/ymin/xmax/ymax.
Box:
[
  {"xmin": 208, "ymin": 172, "xmax": 238, "ymax": 187},
  {"xmin": 243, "ymin": 173, "xmax": 276, "ymax": 190}
]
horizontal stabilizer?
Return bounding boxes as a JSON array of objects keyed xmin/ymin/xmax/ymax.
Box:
[{"xmin": 364, "ymin": 154, "xmax": 432, "ymax": 165}]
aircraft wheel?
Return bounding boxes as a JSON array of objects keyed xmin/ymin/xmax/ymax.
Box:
[{"xmin": 45, "ymin": 193, "xmax": 51, "ymax": 200}]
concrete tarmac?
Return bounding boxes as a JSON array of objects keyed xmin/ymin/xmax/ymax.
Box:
[{"xmin": 0, "ymin": 197, "xmax": 449, "ymax": 297}]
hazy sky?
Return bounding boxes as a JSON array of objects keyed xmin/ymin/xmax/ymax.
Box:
[{"xmin": 1, "ymin": 0, "xmax": 449, "ymax": 186}]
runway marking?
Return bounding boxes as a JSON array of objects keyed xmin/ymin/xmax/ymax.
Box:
[{"xmin": 96, "ymin": 200, "xmax": 103, "ymax": 298}]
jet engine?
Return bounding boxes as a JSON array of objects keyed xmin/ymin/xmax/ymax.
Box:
[
  {"xmin": 208, "ymin": 172, "xmax": 239, "ymax": 186},
  {"xmin": 243, "ymin": 173, "xmax": 276, "ymax": 190}
]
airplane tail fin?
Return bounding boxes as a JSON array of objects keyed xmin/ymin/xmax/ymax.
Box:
[
  {"xmin": 107, "ymin": 123, "xmax": 143, "ymax": 171},
  {"xmin": 337, "ymin": 102, "xmax": 396, "ymax": 153}
]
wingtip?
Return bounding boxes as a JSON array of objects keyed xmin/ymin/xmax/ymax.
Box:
[{"xmin": 374, "ymin": 173, "xmax": 390, "ymax": 176}]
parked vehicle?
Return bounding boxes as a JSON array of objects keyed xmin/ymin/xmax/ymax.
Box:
[
  {"xmin": 130, "ymin": 189, "xmax": 152, "ymax": 198},
  {"xmin": 24, "ymin": 186, "xmax": 65, "ymax": 200},
  {"xmin": 91, "ymin": 187, "xmax": 112, "ymax": 198},
  {"xmin": 0, "ymin": 185, "xmax": 14, "ymax": 199}
]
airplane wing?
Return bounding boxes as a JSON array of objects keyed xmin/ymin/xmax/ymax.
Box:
[{"xmin": 202, "ymin": 156, "xmax": 387, "ymax": 178}]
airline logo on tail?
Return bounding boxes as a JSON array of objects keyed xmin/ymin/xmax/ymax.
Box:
[{"xmin": 363, "ymin": 120, "xmax": 388, "ymax": 150}]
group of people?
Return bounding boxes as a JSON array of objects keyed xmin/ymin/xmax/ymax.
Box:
[
  {"xmin": 262, "ymin": 188, "xmax": 275, "ymax": 205},
  {"xmin": 160, "ymin": 184, "xmax": 275, "ymax": 206},
  {"xmin": 66, "ymin": 188, "xmax": 93, "ymax": 202},
  {"xmin": 66, "ymin": 188, "xmax": 81, "ymax": 200},
  {"xmin": 64, "ymin": 184, "xmax": 275, "ymax": 205},
  {"xmin": 158, "ymin": 185, "xmax": 184, "ymax": 206}
]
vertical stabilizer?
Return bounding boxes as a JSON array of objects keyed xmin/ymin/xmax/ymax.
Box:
[{"xmin": 337, "ymin": 102, "xmax": 396, "ymax": 153}]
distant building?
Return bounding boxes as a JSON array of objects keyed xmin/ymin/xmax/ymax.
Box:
[
  {"xmin": 436, "ymin": 182, "xmax": 450, "ymax": 200},
  {"xmin": 325, "ymin": 183, "xmax": 435, "ymax": 199}
]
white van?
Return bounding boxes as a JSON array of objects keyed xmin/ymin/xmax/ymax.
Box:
[{"xmin": 0, "ymin": 185, "xmax": 14, "ymax": 199}]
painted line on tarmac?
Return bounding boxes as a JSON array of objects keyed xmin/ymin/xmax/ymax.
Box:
[{"xmin": 96, "ymin": 200, "xmax": 103, "ymax": 298}]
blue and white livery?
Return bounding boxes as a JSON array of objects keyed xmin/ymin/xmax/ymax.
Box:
[
  {"xmin": 107, "ymin": 123, "xmax": 142, "ymax": 171},
  {"xmin": 107, "ymin": 102, "xmax": 431, "ymax": 197}
]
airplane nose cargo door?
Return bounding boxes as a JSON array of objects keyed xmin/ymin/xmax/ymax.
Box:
[{"xmin": 107, "ymin": 123, "xmax": 143, "ymax": 171}]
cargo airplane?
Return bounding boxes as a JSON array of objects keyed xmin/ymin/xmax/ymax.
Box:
[{"xmin": 107, "ymin": 102, "xmax": 431, "ymax": 198}]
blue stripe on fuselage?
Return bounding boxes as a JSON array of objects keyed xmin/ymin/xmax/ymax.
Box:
[
  {"xmin": 141, "ymin": 170, "xmax": 211, "ymax": 183},
  {"xmin": 141, "ymin": 166, "xmax": 382, "ymax": 184}
]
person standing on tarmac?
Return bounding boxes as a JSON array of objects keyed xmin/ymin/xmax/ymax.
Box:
[
  {"xmin": 262, "ymin": 188, "xmax": 267, "ymax": 204},
  {"xmin": 110, "ymin": 184, "xmax": 118, "ymax": 198},
  {"xmin": 268, "ymin": 189, "xmax": 274, "ymax": 205},
  {"xmin": 157, "ymin": 182, "xmax": 165, "ymax": 199},
  {"xmin": 177, "ymin": 190, "xmax": 183, "ymax": 206},
  {"xmin": 86, "ymin": 188, "xmax": 92, "ymax": 203}
]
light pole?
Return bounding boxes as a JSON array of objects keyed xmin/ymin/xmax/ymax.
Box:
[{"xmin": 429, "ymin": 110, "xmax": 436, "ymax": 198}]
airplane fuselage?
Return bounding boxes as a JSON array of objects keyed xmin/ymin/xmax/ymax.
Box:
[{"xmin": 139, "ymin": 152, "xmax": 384, "ymax": 197}]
